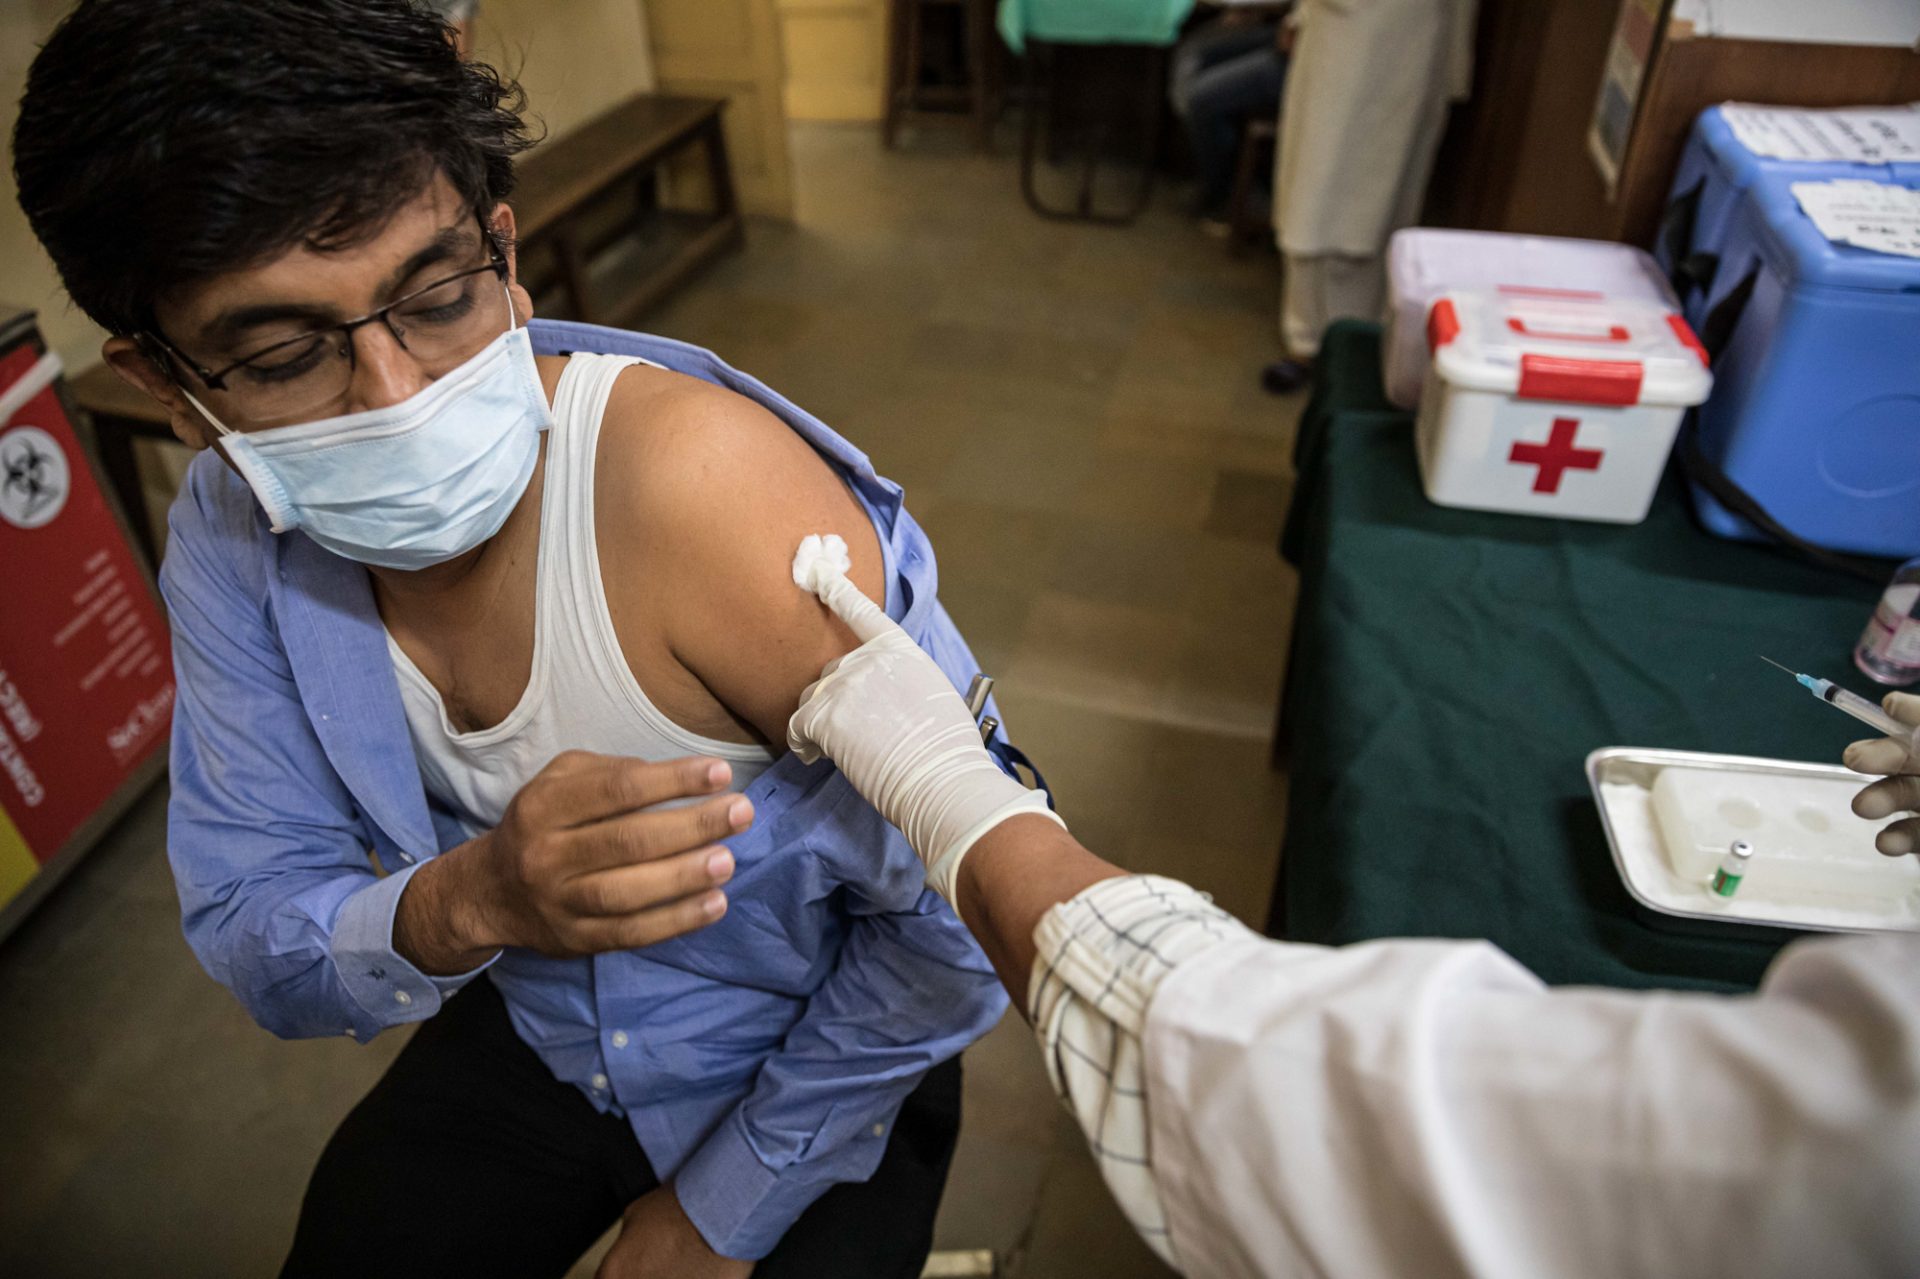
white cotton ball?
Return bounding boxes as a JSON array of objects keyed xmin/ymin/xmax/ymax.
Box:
[{"xmin": 791, "ymin": 533, "xmax": 852, "ymax": 592}]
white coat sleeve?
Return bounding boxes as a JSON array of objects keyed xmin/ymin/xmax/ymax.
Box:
[
  {"xmin": 1029, "ymin": 876, "xmax": 1920, "ymax": 1279},
  {"xmin": 1027, "ymin": 875, "xmax": 1256, "ymax": 1268}
]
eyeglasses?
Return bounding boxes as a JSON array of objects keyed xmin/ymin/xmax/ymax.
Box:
[{"xmin": 147, "ymin": 230, "xmax": 512, "ymax": 428}]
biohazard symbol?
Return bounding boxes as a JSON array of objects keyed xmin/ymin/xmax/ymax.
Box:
[{"xmin": 0, "ymin": 427, "xmax": 69, "ymax": 529}]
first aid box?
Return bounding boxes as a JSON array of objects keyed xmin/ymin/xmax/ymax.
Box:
[
  {"xmin": 1415, "ymin": 290, "xmax": 1713, "ymax": 524},
  {"xmin": 1657, "ymin": 104, "xmax": 1920, "ymax": 329},
  {"xmin": 1384, "ymin": 228, "xmax": 1675, "ymax": 409}
]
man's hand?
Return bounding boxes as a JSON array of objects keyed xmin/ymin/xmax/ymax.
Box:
[
  {"xmin": 597, "ymin": 1186, "xmax": 752, "ymax": 1279},
  {"xmin": 396, "ymin": 753, "xmax": 752, "ymax": 973},
  {"xmin": 1846, "ymin": 691, "xmax": 1920, "ymax": 856}
]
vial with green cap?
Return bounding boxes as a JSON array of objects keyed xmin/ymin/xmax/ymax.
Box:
[{"xmin": 1711, "ymin": 840, "xmax": 1754, "ymax": 898}]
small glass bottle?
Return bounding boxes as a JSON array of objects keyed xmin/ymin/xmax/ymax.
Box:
[
  {"xmin": 1855, "ymin": 556, "xmax": 1920, "ymax": 687},
  {"xmin": 1711, "ymin": 840, "xmax": 1753, "ymax": 898}
]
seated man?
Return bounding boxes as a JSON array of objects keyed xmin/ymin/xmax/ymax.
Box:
[
  {"xmin": 1168, "ymin": 9, "xmax": 1290, "ymax": 232},
  {"xmin": 13, "ymin": 2, "xmax": 1010, "ymax": 1276}
]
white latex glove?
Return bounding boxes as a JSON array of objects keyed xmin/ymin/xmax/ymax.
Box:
[
  {"xmin": 1845, "ymin": 691, "xmax": 1920, "ymax": 857},
  {"xmin": 786, "ymin": 535, "xmax": 1063, "ymax": 903}
]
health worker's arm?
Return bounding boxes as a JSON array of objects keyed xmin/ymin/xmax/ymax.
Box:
[
  {"xmin": 789, "ymin": 584, "xmax": 1920, "ymax": 1278},
  {"xmin": 1033, "ymin": 873, "xmax": 1920, "ymax": 1279},
  {"xmin": 160, "ymin": 456, "xmax": 489, "ymax": 1040},
  {"xmin": 595, "ymin": 377, "xmax": 1006, "ymax": 1260}
]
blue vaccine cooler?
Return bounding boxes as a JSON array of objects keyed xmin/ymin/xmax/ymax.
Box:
[
  {"xmin": 1688, "ymin": 169, "xmax": 1920, "ymax": 559},
  {"xmin": 1656, "ymin": 105, "xmax": 1920, "ymax": 329}
]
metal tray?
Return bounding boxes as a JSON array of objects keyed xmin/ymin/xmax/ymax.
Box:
[{"xmin": 1586, "ymin": 747, "xmax": 1920, "ymax": 936}]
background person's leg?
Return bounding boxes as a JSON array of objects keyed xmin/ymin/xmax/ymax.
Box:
[
  {"xmin": 1185, "ymin": 49, "xmax": 1287, "ymax": 218},
  {"xmin": 1169, "ymin": 19, "xmax": 1283, "ymax": 118},
  {"xmin": 753, "ymin": 1056, "xmax": 965, "ymax": 1279},
  {"xmin": 280, "ymin": 977, "xmax": 655, "ymax": 1279}
]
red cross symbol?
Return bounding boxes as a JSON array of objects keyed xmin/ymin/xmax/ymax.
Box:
[{"xmin": 1509, "ymin": 417, "xmax": 1603, "ymax": 494}]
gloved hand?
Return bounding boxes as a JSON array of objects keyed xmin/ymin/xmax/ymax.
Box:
[
  {"xmin": 1844, "ymin": 691, "xmax": 1920, "ymax": 857},
  {"xmin": 786, "ymin": 535, "xmax": 1063, "ymax": 904}
]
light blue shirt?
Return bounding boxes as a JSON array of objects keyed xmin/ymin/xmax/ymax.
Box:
[{"xmin": 159, "ymin": 320, "xmax": 1009, "ymax": 1259}]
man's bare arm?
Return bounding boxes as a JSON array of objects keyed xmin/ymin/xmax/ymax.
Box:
[{"xmin": 597, "ymin": 371, "xmax": 888, "ymax": 746}]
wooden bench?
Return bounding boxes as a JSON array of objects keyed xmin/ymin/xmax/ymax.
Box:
[
  {"xmin": 71, "ymin": 92, "xmax": 744, "ymax": 566},
  {"xmin": 513, "ymin": 92, "xmax": 744, "ymax": 326}
]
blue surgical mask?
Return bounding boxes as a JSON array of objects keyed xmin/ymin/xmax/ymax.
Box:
[{"xmin": 183, "ymin": 314, "xmax": 551, "ymax": 571}]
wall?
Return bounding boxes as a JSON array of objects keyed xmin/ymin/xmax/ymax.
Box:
[
  {"xmin": 1427, "ymin": 0, "xmax": 1920, "ymax": 244},
  {"xmin": 0, "ymin": 1, "xmax": 109, "ymax": 370},
  {"xmin": 472, "ymin": 0, "xmax": 657, "ymax": 141},
  {"xmin": 1671, "ymin": 0, "xmax": 1920, "ymax": 47},
  {"xmin": 644, "ymin": 0, "xmax": 796, "ymax": 217},
  {"xmin": 1424, "ymin": 0, "xmax": 1620, "ymax": 237},
  {"xmin": 778, "ymin": 0, "xmax": 885, "ymax": 122}
]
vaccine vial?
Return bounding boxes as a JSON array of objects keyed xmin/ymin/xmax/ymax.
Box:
[
  {"xmin": 1856, "ymin": 556, "xmax": 1920, "ymax": 687},
  {"xmin": 1710, "ymin": 840, "xmax": 1753, "ymax": 898}
]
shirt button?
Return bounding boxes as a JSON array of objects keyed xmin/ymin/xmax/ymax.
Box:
[
  {"xmin": 343, "ymin": 1028, "xmax": 356, "ymax": 1038},
  {"xmin": 611, "ymin": 1031, "xmax": 630, "ymax": 1049},
  {"xmin": 393, "ymin": 990, "xmax": 412, "ymax": 1006},
  {"xmin": 400, "ymin": 852, "xmax": 417, "ymax": 865},
  {"xmin": 591, "ymin": 1073, "xmax": 610, "ymax": 1091},
  {"xmin": 871, "ymin": 1123, "xmax": 886, "ymax": 1138}
]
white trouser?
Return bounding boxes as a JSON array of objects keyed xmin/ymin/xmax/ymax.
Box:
[{"xmin": 1278, "ymin": 252, "xmax": 1385, "ymax": 359}]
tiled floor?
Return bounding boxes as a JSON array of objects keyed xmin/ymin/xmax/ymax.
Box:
[{"xmin": 0, "ymin": 122, "xmax": 1301, "ymax": 1278}]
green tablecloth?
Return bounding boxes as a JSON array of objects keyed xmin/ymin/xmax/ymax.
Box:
[{"xmin": 1275, "ymin": 322, "xmax": 1887, "ymax": 993}]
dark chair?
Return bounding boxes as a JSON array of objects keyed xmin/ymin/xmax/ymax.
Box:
[
  {"xmin": 1227, "ymin": 114, "xmax": 1278, "ymax": 254},
  {"xmin": 883, "ymin": 0, "xmax": 999, "ymax": 152}
]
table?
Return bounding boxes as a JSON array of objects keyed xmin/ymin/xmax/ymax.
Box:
[
  {"xmin": 1002, "ymin": 0, "xmax": 1193, "ymax": 224},
  {"xmin": 1270, "ymin": 321, "xmax": 1886, "ymax": 993}
]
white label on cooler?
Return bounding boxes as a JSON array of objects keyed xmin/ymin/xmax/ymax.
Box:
[
  {"xmin": 1723, "ymin": 103, "xmax": 1920, "ymax": 164},
  {"xmin": 1792, "ymin": 180, "xmax": 1920, "ymax": 260}
]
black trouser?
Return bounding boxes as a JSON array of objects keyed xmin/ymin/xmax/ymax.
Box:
[{"xmin": 281, "ymin": 976, "xmax": 962, "ymax": 1278}]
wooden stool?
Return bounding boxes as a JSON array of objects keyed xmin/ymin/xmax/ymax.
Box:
[{"xmin": 883, "ymin": 0, "xmax": 998, "ymax": 151}]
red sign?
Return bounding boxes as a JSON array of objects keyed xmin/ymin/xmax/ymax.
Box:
[{"xmin": 0, "ymin": 334, "xmax": 173, "ymax": 885}]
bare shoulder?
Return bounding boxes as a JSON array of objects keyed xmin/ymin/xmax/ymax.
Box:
[
  {"xmin": 593, "ymin": 361, "xmax": 887, "ymax": 741},
  {"xmin": 596, "ymin": 363, "xmax": 832, "ymax": 519}
]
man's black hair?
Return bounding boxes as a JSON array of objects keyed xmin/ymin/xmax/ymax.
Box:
[{"xmin": 13, "ymin": 0, "xmax": 537, "ymax": 338}]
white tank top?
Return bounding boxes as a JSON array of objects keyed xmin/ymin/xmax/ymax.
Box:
[{"xmin": 386, "ymin": 352, "xmax": 776, "ymax": 834}]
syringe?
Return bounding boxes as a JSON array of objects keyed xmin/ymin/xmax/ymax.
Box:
[{"xmin": 1761, "ymin": 656, "xmax": 1920, "ymax": 750}]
